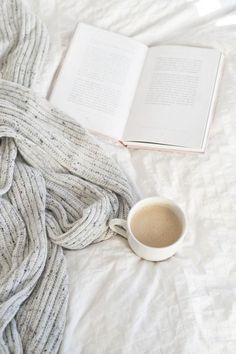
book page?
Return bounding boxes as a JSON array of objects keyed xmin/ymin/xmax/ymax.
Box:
[
  {"xmin": 123, "ymin": 46, "xmax": 222, "ymax": 149},
  {"xmin": 50, "ymin": 23, "xmax": 147, "ymax": 140}
]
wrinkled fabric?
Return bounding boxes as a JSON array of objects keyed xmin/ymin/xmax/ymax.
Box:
[{"xmin": 0, "ymin": 1, "xmax": 135, "ymax": 353}]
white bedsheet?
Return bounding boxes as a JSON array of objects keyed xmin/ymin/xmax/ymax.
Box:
[{"xmin": 26, "ymin": 1, "xmax": 236, "ymax": 353}]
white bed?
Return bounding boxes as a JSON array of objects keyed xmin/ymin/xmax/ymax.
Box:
[{"xmin": 26, "ymin": 0, "xmax": 236, "ymax": 353}]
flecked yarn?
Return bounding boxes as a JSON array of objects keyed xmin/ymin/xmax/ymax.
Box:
[{"xmin": 0, "ymin": 0, "xmax": 136, "ymax": 352}]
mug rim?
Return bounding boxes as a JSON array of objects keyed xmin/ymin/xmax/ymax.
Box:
[{"xmin": 127, "ymin": 196, "xmax": 186, "ymax": 250}]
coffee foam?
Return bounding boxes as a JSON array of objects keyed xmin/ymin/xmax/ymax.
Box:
[{"xmin": 130, "ymin": 204, "xmax": 182, "ymax": 248}]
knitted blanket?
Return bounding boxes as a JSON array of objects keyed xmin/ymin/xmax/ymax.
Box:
[{"xmin": 0, "ymin": 0, "xmax": 136, "ymax": 352}]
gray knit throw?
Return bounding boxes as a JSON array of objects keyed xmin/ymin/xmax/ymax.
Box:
[{"xmin": 0, "ymin": 1, "xmax": 135, "ymax": 352}]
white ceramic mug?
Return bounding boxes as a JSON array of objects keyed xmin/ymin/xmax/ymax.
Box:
[{"xmin": 109, "ymin": 197, "xmax": 186, "ymax": 262}]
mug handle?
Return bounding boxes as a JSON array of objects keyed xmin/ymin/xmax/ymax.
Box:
[{"xmin": 109, "ymin": 218, "xmax": 128, "ymax": 239}]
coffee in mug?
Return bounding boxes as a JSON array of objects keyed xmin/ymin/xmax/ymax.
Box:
[
  {"xmin": 109, "ymin": 197, "xmax": 186, "ymax": 261},
  {"xmin": 130, "ymin": 204, "xmax": 183, "ymax": 248}
]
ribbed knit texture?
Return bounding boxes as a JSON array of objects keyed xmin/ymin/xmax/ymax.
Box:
[{"xmin": 0, "ymin": 1, "xmax": 136, "ymax": 353}]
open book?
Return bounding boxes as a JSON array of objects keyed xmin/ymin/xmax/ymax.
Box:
[{"xmin": 49, "ymin": 23, "xmax": 224, "ymax": 152}]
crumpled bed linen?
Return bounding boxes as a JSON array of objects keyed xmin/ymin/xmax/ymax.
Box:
[{"xmin": 25, "ymin": 1, "xmax": 236, "ymax": 353}]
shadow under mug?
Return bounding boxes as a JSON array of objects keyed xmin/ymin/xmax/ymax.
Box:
[{"xmin": 109, "ymin": 197, "xmax": 186, "ymax": 262}]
